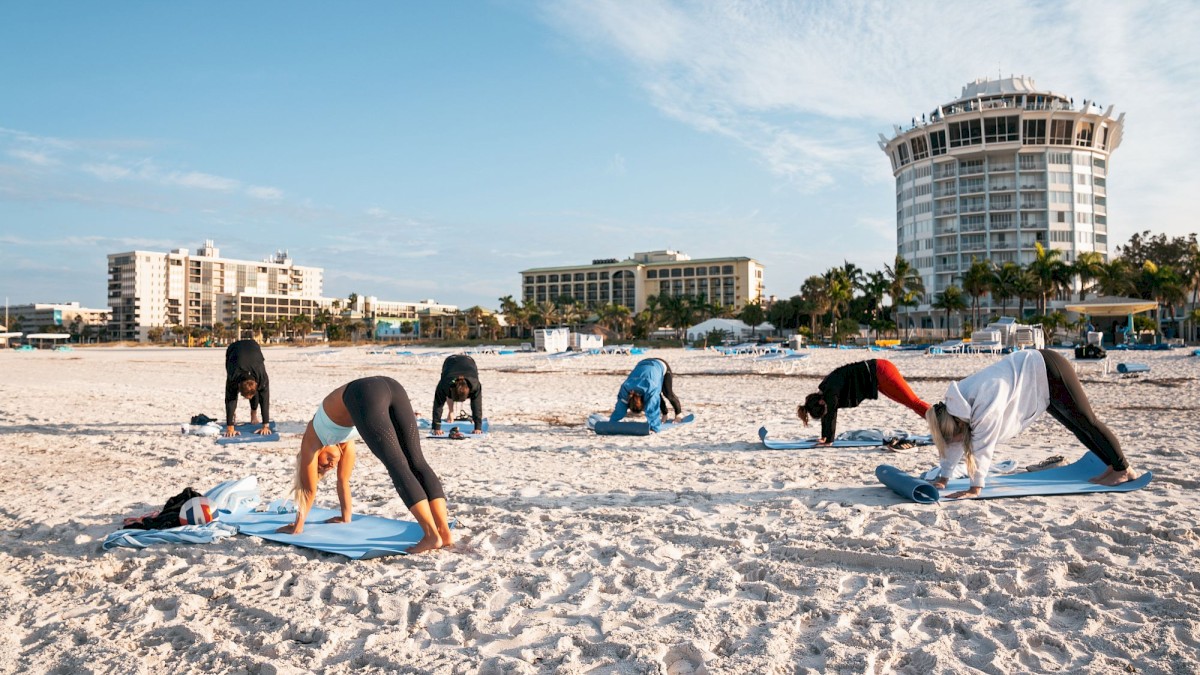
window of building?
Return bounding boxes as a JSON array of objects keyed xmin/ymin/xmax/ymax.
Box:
[
  {"xmin": 683, "ymin": 267, "xmax": 694, "ymax": 277},
  {"xmin": 896, "ymin": 143, "xmax": 911, "ymax": 167},
  {"xmin": 1057, "ymin": 211, "xmax": 1068, "ymax": 223},
  {"xmin": 548, "ymin": 274, "xmax": 559, "ymax": 283},
  {"xmin": 647, "ymin": 270, "xmax": 657, "ymax": 279},
  {"xmin": 1075, "ymin": 174, "xmax": 1091, "ymax": 186},
  {"xmin": 668, "ymin": 268, "xmax": 680, "ymax": 278},
  {"xmin": 709, "ymin": 266, "xmax": 721, "ymax": 275},
  {"xmin": 722, "ymin": 265, "xmax": 734, "ymax": 275},
  {"xmin": 1093, "ymin": 157, "xmax": 1106, "ymax": 170},
  {"xmin": 586, "ymin": 272, "xmax": 597, "ymax": 281},
  {"xmin": 984, "ymin": 116, "xmax": 1019, "ymax": 143},
  {"xmin": 696, "ymin": 267, "xmax": 706, "ymax": 276},
  {"xmin": 949, "ymin": 120, "xmax": 982, "ymax": 148},
  {"xmin": 1075, "ymin": 121, "xmax": 1094, "ymax": 147},
  {"xmin": 1076, "ymin": 193, "xmax": 1092, "ymax": 206},
  {"xmin": 910, "ymin": 135, "xmax": 929, "ymax": 161},
  {"xmin": 1048, "ymin": 151, "xmax": 1071, "ymax": 165},
  {"xmin": 1022, "ymin": 119, "xmax": 1046, "ymax": 145},
  {"xmin": 1049, "ymin": 119, "xmax": 1074, "ymax": 145},
  {"xmin": 1050, "ymin": 171, "xmax": 1071, "ymax": 184},
  {"xmin": 929, "ymin": 130, "xmax": 947, "ymax": 156}
]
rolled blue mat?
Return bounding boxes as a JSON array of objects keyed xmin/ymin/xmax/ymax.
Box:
[
  {"xmin": 1117, "ymin": 362, "xmax": 1149, "ymax": 374},
  {"xmin": 593, "ymin": 420, "xmax": 651, "ymax": 436},
  {"xmin": 876, "ymin": 464, "xmax": 940, "ymax": 503}
]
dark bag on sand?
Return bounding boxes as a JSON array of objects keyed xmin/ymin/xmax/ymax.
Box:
[
  {"xmin": 125, "ymin": 488, "xmax": 204, "ymax": 530},
  {"xmin": 190, "ymin": 414, "xmax": 219, "ymax": 425}
]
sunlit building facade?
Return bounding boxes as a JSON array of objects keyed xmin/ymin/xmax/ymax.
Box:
[
  {"xmin": 520, "ymin": 250, "xmax": 765, "ymax": 314},
  {"xmin": 880, "ymin": 76, "xmax": 1124, "ymax": 331}
]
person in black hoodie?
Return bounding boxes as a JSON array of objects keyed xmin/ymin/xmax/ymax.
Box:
[
  {"xmin": 431, "ymin": 354, "xmax": 483, "ymax": 435},
  {"xmin": 797, "ymin": 359, "xmax": 929, "ymax": 445},
  {"xmin": 224, "ymin": 339, "xmax": 272, "ymax": 437}
]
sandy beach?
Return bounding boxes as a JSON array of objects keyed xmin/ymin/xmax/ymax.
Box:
[{"xmin": 0, "ymin": 345, "xmax": 1197, "ymax": 674}]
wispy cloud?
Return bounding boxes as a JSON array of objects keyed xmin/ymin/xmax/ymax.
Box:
[
  {"xmin": 542, "ymin": 0, "xmax": 1200, "ymax": 236},
  {"xmin": 8, "ymin": 149, "xmax": 56, "ymax": 166}
]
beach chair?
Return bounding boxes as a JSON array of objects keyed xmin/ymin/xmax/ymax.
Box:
[
  {"xmin": 968, "ymin": 329, "xmax": 1003, "ymax": 355},
  {"xmin": 925, "ymin": 340, "xmax": 965, "ymax": 356}
]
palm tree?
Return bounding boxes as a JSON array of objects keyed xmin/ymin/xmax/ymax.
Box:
[
  {"xmin": 1027, "ymin": 243, "xmax": 1070, "ymax": 315},
  {"xmin": 1012, "ymin": 269, "xmax": 1038, "ymax": 318},
  {"xmin": 800, "ymin": 275, "xmax": 832, "ymax": 339},
  {"xmin": 1094, "ymin": 259, "xmax": 1135, "ymax": 297},
  {"xmin": 991, "ymin": 262, "xmax": 1022, "ymax": 317},
  {"xmin": 931, "ymin": 286, "xmax": 968, "ymax": 338},
  {"xmin": 738, "ymin": 300, "xmax": 766, "ymax": 337},
  {"xmin": 884, "ymin": 256, "xmax": 925, "ymax": 341},
  {"xmin": 1072, "ymin": 251, "xmax": 1106, "ymax": 301},
  {"xmin": 960, "ymin": 257, "xmax": 994, "ymax": 331},
  {"xmin": 535, "ymin": 301, "xmax": 560, "ymax": 329},
  {"xmin": 1138, "ymin": 261, "xmax": 1184, "ymax": 339}
]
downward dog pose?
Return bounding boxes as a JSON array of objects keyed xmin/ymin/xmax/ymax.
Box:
[
  {"xmin": 431, "ymin": 354, "xmax": 484, "ymax": 435},
  {"xmin": 610, "ymin": 357, "xmax": 683, "ymax": 433},
  {"xmin": 798, "ymin": 359, "xmax": 929, "ymax": 445},
  {"xmin": 224, "ymin": 339, "xmax": 272, "ymax": 437},
  {"xmin": 280, "ymin": 376, "xmax": 452, "ymax": 554},
  {"xmin": 926, "ymin": 349, "xmax": 1136, "ymax": 499}
]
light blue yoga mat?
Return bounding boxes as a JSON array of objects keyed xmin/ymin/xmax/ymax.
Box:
[
  {"xmin": 588, "ymin": 413, "xmax": 696, "ymax": 436},
  {"xmin": 223, "ymin": 506, "xmax": 428, "ymax": 559},
  {"xmin": 1117, "ymin": 362, "xmax": 1149, "ymax": 374},
  {"xmin": 215, "ymin": 421, "xmax": 279, "ymax": 445},
  {"xmin": 758, "ymin": 427, "xmax": 932, "ymax": 450},
  {"xmin": 877, "ymin": 452, "xmax": 1153, "ymax": 503},
  {"xmin": 423, "ymin": 419, "xmax": 490, "ymax": 438}
]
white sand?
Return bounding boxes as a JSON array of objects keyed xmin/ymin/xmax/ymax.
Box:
[{"xmin": 0, "ymin": 345, "xmax": 1197, "ymax": 674}]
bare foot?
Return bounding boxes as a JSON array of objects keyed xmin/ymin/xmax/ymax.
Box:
[
  {"xmin": 1088, "ymin": 467, "xmax": 1117, "ymax": 484},
  {"xmin": 407, "ymin": 533, "xmax": 443, "ymax": 554},
  {"xmin": 437, "ymin": 526, "xmax": 454, "ymax": 549},
  {"xmin": 1097, "ymin": 468, "xmax": 1138, "ymax": 486}
]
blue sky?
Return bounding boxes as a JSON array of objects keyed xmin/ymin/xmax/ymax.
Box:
[{"xmin": 2, "ymin": 0, "xmax": 1197, "ymax": 311}]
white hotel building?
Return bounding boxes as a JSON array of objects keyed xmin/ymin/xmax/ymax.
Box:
[
  {"xmin": 107, "ymin": 241, "xmax": 457, "ymax": 342},
  {"xmin": 880, "ymin": 76, "xmax": 1124, "ymax": 332}
]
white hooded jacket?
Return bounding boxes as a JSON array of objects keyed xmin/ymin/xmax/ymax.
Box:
[{"xmin": 940, "ymin": 349, "xmax": 1050, "ymax": 487}]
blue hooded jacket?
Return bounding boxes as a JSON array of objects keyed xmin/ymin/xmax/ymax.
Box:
[{"xmin": 610, "ymin": 358, "xmax": 666, "ymax": 432}]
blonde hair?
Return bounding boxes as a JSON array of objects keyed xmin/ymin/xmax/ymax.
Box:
[
  {"xmin": 291, "ymin": 444, "xmax": 343, "ymax": 511},
  {"xmin": 925, "ymin": 402, "xmax": 975, "ymax": 478}
]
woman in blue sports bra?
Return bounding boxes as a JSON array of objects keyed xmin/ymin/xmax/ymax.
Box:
[{"xmin": 278, "ymin": 375, "xmax": 452, "ymax": 554}]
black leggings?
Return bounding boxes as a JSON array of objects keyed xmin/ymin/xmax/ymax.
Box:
[
  {"xmin": 656, "ymin": 359, "xmax": 683, "ymax": 416},
  {"xmin": 341, "ymin": 376, "xmax": 445, "ymax": 508},
  {"xmin": 1039, "ymin": 349, "xmax": 1128, "ymax": 471}
]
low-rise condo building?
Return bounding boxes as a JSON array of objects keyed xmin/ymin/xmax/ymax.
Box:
[{"xmin": 520, "ymin": 250, "xmax": 765, "ymax": 314}]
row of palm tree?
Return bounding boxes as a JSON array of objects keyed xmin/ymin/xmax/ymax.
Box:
[{"xmin": 759, "ymin": 230, "xmax": 1200, "ymax": 343}]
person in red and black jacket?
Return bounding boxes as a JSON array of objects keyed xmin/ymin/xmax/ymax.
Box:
[{"xmin": 797, "ymin": 359, "xmax": 928, "ymax": 445}]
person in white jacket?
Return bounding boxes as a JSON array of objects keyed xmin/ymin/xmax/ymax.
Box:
[{"xmin": 925, "ymin": 349, "xmax": 1136, "ymax": 499}]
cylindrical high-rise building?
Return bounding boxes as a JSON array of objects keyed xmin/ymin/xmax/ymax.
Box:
[{"xmin": 879, "ymin": 76, "xmax": 1124, "ymax": 333}]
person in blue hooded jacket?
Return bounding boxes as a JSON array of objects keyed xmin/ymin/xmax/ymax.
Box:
[{"xmin": 609, "ymin": 357, "xmax": 683, "ymax": 433}]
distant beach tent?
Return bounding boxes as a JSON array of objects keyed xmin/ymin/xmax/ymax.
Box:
[
  {"xmin": 25, "ymin": 333, "xmax": 71, "ymax": 349},
  {"xmin": 0, "ymin": 331, "xmax": 21, "ymax": 347},
  {"xmin": 1064, "ymin": 296, "xmax": 1159, "ymax": 345},
  {"xmin": 686, "ymin": 318, "xmax": 775, "ymax": 342},
  {"xmin": 1063, "ymin": 296, "xmax": 1158, "ymax": 316}
]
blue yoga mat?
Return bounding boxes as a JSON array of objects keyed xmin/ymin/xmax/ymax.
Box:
[
  {"xmin": 223, "ymin": 506, "xmax": 430, "ymax": 559},
  {"xmin": 215, "ymin": 422, "xmax": 280, "ymax": 445},
  {"xmin": 877, "ymin": 453, "xmax": 1153, "ymax": 503},
  {"xmin": 423, "ymin": 419, "xmax": 490, "ymax": 438},
  {"xmin": 1117, "ymin": 362, "xmax": 1149, "ymax": 374},
  {"xmin": 758, "ymin": 427, "xmax": 931, "ymax": 450},
  {"xmin": 589, "ymin": 413, "xmax": 696, "ymax": 436}
]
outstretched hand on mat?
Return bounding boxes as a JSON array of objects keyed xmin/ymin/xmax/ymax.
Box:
[
  {"xmin": 224, "ymin": 426, "xmax": 240, "ymax": 438},
  {"xmin": 255, "ymin": 425, "xmax": 273, "ymax": 435},
  {"xmin": 944, "ymin": 487, "xmax": 982, "ymax": 500}
]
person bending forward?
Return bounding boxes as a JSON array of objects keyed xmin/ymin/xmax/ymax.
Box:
[{"xmin": 610, "ymin": 357, "xmax": 683, "ymax": 433}]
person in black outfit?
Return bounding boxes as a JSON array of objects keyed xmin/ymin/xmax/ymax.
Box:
[
  {"xmin": 224, "ymin": 339, "xmax": 272, "ymax": 437},
  {"xmin": 797, "ymin": 359, "xmax": 929, "ymax": 445},
  {"xmin": 431, "ymin": 355, "xmax": 484, "ymax": 435}
]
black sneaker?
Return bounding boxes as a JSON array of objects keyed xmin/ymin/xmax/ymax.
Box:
[{"xmin": 448, "ymin": 427, "xmax": 465, "ymax": 440}]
